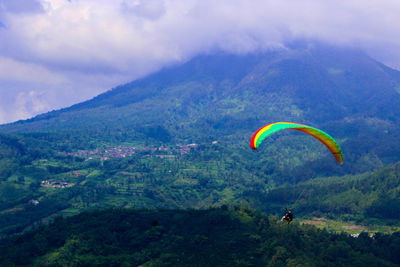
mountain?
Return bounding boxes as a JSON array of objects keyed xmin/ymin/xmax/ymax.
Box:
[
  {"xmin": 1, "ymin": 43, "xmax": 400, "ymax": 237},
  {"xmin": 6, "ymin": 45, "xmax": 400, "ymax": 129},
  {"xmin": 1, "ymin": 207, "xmax": 399, "ymax": 266},
  {"xmin": 2, "ymin": 44, "xmax": 400, "ymax": 173}
]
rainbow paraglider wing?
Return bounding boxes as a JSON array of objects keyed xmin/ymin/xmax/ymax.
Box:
[{"xmin": 250, "ymin": 122, "xmax": 343, "ymax": 164}]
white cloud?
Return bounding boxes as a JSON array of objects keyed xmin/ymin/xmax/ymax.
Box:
[
  {"xmin": 121, "ymin": 0, "xmax": 166, "ymax": 19},
  {"xmin": 0, "ymin": 0, "xmax": 400, "ymax": 123},
  {"xmin": 0, "ymin": 56, "xmax": 65, "ymax": 83},
  {"xmin": 0, "ymin": 90, "xmax": 50, "ymax": 124},
  {"xmin": 14, "ymin": 92, "xmax": 35, "ymax": 120}
]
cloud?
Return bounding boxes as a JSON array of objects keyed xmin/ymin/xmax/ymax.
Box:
[
  {"xmin": 14, "ymin": 90, "xmax": 50, "ymax": 118},
  {"xmin": 0, "ymin": 56, "xmax": 65, "ymax": 83},
  {"xmin": 0, "ymin": 0, "xmax": 44, "ymax": 14},
  {"xmin": 121, "ymin": 0, "xmax": 166, "ymax": 19},
  {"xmin": 3, "ymin": 0, "xmax": 400, "ymax": 72},
  {"xmin": 0, "ymin": 0, "xmax": 400, "ymax": 123},
  {"xmin": 0, "ymin": 90, "xmax": 50, "ymax": 124},
  {"xmin": 0, "ymin": 107, "xmax": 5, "ymax": 123}
]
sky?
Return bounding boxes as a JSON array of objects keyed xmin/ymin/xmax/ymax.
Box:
[{"xmin": 0, "ymin": 0, "xmax": 400, "ymax": 124}]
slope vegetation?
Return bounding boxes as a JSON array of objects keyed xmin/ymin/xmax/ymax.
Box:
[{"xmin": 1, "ymin": 207, "xmax": 399, "ymax": 266}]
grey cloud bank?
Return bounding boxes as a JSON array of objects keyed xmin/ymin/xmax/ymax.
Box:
[{"xmin": 0, "ymin": 0, "xmax": 399, "ymax": 123}]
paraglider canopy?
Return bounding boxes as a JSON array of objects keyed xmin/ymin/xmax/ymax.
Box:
[{"xmin": 250, "ymin": 122, "xmax": 343, "ymax": 164}]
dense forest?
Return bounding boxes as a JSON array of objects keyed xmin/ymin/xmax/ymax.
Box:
[
  {"xmin": 248, "ymin": 162, "xmax": 400, "ymax": 222},
  {"xmin": 1, "ymin": 207, "xmax": 399, "ymax": 266}
]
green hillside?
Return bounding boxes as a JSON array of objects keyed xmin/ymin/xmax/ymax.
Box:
[
  {"xmin": 1, "ymin": 45, "xmax": 400, "ymax": 237},
  {"xmin": 2, "ymin": 45, "xmax": 400, "ymax": 175},
  {"xmin": 0, "ymin": 130, "xmax": 399, "ymax": 238},
  {"xmin": 1, "ymin": 207, "xmax": 399, "ymax": 266},
  {"xmin": 246, "ymin": 162, "xmax": 400, "ymax": 224}
]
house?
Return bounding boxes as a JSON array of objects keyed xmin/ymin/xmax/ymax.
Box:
[{"xmin": 29, "ymin": 200, "xmax": 39, "ymax": 205}]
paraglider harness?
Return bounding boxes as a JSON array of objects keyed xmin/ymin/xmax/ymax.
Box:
[{"xmin": 281, "ymin": 208, "xmax": 293, "ymax": 224}]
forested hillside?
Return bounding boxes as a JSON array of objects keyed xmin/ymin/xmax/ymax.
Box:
[
  {"xmin": 1, "ymin": 45, "xmax": 400, "ymax": 237},
  {"xmin": 246, "ymin": 162, "xmax": 400, "ymax": 223},
  {"xmin": 1, "ymin": 207, "xmax": 399, "ymax": 266},
  {"xmin": 0, "ymin": 130, "xmax": 399, "ymax": 238},
  {"xmin": 2, "ymin": 45, "xmax": 400, "ymax": 176}
]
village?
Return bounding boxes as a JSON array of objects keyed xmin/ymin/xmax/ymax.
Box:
[
  {"xmin": 40, "ymin": 180, "xmax": 73, "ymax": 188},
  {"xmin": 42, "ymin": 144, "xmax": 200, "ymax": 191},
  {"xmin": 61, "ymin": 144, "xmax": 198, "ymax": 161}
]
